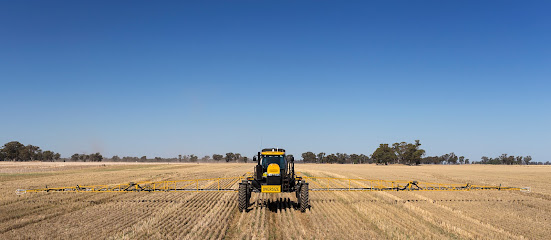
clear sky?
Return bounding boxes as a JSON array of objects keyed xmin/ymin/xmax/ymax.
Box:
[{"xmin": 1, "ymin": 1, "xmax": 549, "ymax": 161}]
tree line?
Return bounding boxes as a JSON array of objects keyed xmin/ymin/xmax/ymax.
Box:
[
  {"xmin": 70, "ymin": 153, "xmax": 103, "ymax": 162},
  {"xmin": 300, "ymin": 140, "xmax": 542, "ymax": 165},
  {"xmin": 1, "ymin": 140, "xmax": 545, "ymax": 165},
  {"xmin": 108, "ymin": 153, "xmax": 249, "ymax": 163},
  {"xmin": 0, "ymin": 141, "xmax": 60, "ymax": 161},
  {"xmin": 474, "ymin": 154, "xmax": 533, "ymax": 165},
  {"xmin": 301, "ymin": 140, "xmax": 429, "ymax": 165},
  {"xmin": 301, "ymin": 152, "xmax": 371, "ymax": 164}
]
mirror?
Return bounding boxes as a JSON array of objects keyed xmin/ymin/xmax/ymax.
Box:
[{"xmin": 253, "ymin": 156, "xmax": 257, "ymax": 161}]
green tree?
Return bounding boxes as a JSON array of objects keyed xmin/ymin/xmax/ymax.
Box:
[
  {"xmin": 301, "ymin": 152, "xmax": 316, "ymax": 163},
  {"xmin": 392, "ymin": 140, "xmax": 425, "ymax": 165},
  {"xmin": 71, "ymin": 154, "xmax": 80, "ymax": 161},
  {"xmin": 316, "ymin": 152, "xmax": 325, "ymax": 163},
  {"xmin": 225, "ymin": 152, "xmax": 235, "ymax": 162},
  {"xmin": 480, "ymin": 156, "xmax": 489, "ymax": 164},
  {"xmin": 406, "ymin": 140, "xmax": 425, "ymax": 165},
  {"xmin": 2, "ymin": 141, "xmax": 25, "ymax": 161},
  {"xmin": 372, "ymin": 144, "xmax": 397, "ymax": 165},
  {"xmin": 359, "ymin": 154, "xmax": 370, "ymax": 164},
  {"xmin": 392, "ymin": 142, "xmax": 408, "ymax": 164},
  {"xmin": 42, "ymin": 151, "xmax": 55, "ymax": 162},
  {"xmin": 24, "ymin": 145, "xmax": 42, "ymax": 161},
  {"xmin": 349, "ymin": 154, "xmax": 360, "ymax": 164},
  {"xmin": 190, "ymin": 154, "xmax": 198, "ymax": 162},
  {"xmin": 324, "ymin": 154, "xmax": 338, "ymax": 164},
  {"xmin": 1, "ymin": 141, "xmax": 59, "ymax": 162},
  {"xmin": 523, "ymin": 156, "xmax": 532, "ymax": 165},
  {"xmin": 89, "ymin": 153, "xmax": 103, "ymax": 162},
  {"xmin": 336, "ymin": 153, "xmax": 349, "ymax": 164},
  {"xmin": 447, "ymin": 153, "xmax": 458, "ymax": 164},
  {"xmin": 213, "ymin": 154, "xmax": 223, "ymax": 161}
]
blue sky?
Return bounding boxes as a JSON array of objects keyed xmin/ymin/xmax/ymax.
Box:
[{"xmin": 1, "ymin": 1, "xmax": 549, "ymax": 161}]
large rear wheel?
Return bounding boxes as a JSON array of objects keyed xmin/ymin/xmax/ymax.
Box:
[
  {"xmin": 238, "ymin": 182, "xmax": 248, "ymax": 212},
  {"xmin": 299, "ymin": 182, "xmax": 309, "ymax": 212}
]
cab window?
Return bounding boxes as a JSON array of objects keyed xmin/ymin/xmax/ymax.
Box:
[{"xmin": 261, "ymin": 155, "xmax": 285, "ymax": 170}]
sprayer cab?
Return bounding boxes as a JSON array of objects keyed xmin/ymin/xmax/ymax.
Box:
[{"xmin": 248, "ymin": 148, "xmax": 300, "ymax": 193}]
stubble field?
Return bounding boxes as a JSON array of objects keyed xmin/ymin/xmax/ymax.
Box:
[{"xmin": 0, "ymin": 162, "xmax": 549, "ymax": 239}]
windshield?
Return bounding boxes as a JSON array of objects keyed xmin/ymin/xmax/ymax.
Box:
[{"xmin": 261, "ymin": 155, "xmax": 285, "ymax": 170}]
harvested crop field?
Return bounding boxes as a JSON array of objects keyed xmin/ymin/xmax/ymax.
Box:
[{"xmin": 1, "ymin": 162, "xmax": 549, "ymax": 239}]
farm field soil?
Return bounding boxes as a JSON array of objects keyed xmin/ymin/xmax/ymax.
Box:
[{"xmin": 1, "ymin": 162, "xmax": 550, "ymax": 239}]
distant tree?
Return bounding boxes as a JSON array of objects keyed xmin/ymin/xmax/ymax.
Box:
[
  {"xmin": 475, "ymin": 154, "xmax": 532, "ymax": 165},
  {"xmin": 54, "ymin": 153, "xmax": 61, "ymax": 161},
  {"xmin": 202, "ymin": 155, "xmax": 211, "ymax": 162},
  {"xmin": 42, "ymin": 151, "xmax": 55, "ymax": 162},
  {"xmin": 89, "ymin": 153, "xmax": 103, "ymax": 162},
  {"xmin": 480, "ymin": 156, "xmax": 489, "ymax": 164},
  {"xmin": 389, "ymin": 140, "xmax": 425, "ymax": 165},
  {"xmin": 301, "ymin": 152, "xmax": 316, "ymax": 163},
  {"xmin": 465, "ymin": 158, "xmax": 470, "ymax": 164},
  {"xmin": 392, "ymin": 142, "xmax": 408, "ymax": 164},
  {"xmin": 524, "ymin": 156, "xmax": 532, "ymax": 165},
  {"xmin": 446, "ymin": 152, "xmax": 458, "ymax": 164},
  {"xmin": 140, "ymin": 156, "xmax": 147, "ymax": 161},
  {"xmin": 112, "ymin": 155, "xmax": 120, "ymax": 161},
  {"xmin": 225, "ymin": 152, "xmax": 235, "ymax": 162},
  {"xmin": 316, "ymin": 152, "xmax": 325, "ymax": 163},
  {"xmin": 19, "ymin": 145, "xmax": 40, "ymax": 161},
  {"xmin": 503, "ymin": 154, "xmax": 510, "ymax": 164},
  {"xmin": 213, "ymin": 154, "xmax": 223, "ymax": 161},
  {"xmin": 190, "ymin": 154, "xmax": 198, "ymax": 162},
  {"xmin": 359, "ymin": 154, "xmax": 370, "ymax": 164},
  {"xmin": 407, "ymin": 140, "xmax": 425, "ymax": 165},
  {"xmin": 372, "ymin": 144, "xmax": 396, "ymax": 165},
  {"xmin": 2, "ymin": 141, "xmax": 25, "ymax": 161},
  {"xmin": 335, "ymin": 153, "xmax": 349, "ymax": 164},
  {"xmin": 243, "ymin": 156, "xmax": 248, "ymax": 163},
  {"xmin": 499, "ymin": 154, "xmax": 515, "ymax": 165},
  {"xmin": 349, "ymin": 154, "xmax": 360, "ymax": 164},
  {"xmin": 0, "ymin": 141, "xmax": 59, "ymax": 162},
  {"xmin": 234, "ymin": 153, "xmax": 242, "ymax": 162},
  {"xmin": 459, "ymin": 156, "xmax": 465, "ymax": 164},
  {"xmin": 71, "ymin": 154, "xmax": 79, "ymax": 161},
  {"xmin": 324, "ymin": 154, "xmax": 338, "ymax": 164},
  {"xmin": 517, "ymin": 156, "xmax": 524, "ymax": 164}
]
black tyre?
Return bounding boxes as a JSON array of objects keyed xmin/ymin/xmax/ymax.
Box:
[
  {"xmin": 299, "ymin": 182, "xmax": 309, "ymax": 212},
  {"xmin": 238, "ymin": 183, "xmax": 248, "ymax": 212},
  {"xmin": 246, "ymin": 184, "xmax": 251, "ymax": 207}
]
